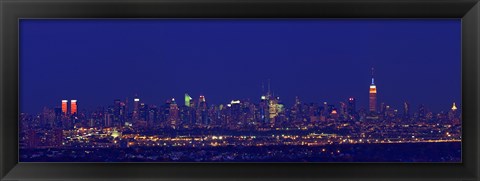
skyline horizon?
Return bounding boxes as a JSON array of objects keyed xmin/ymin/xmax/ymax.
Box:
[
  {"xmin": 23, "ymin": 84, "xmax": 461, "ymax": 114},
  {"xmin": 20, "ymin": 68, "xmax": 462, "ymax": 114}
]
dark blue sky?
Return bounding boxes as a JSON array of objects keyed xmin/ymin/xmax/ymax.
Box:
[{"xmin": 20, "ymin": 19, "xmax": 461, "ymax": 113}]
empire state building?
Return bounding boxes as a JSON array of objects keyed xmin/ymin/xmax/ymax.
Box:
[{"xmin": 369, "ymin": 68, "xmax": 377, "ymax": 113}]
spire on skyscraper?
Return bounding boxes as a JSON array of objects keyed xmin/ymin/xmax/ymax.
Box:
[
  {"xmin": 268, "ymin": 79, "xmax": 271, "ymax": 97},
  {"xmin": 451, "ymin": 102, "xmax": 458, "ymax": 111},
  {"xmin": 369, "ymin": 67, "xmax": 377, "ymax": 113},
  {"xmin": 262, "ymin": 82, "xmax": 265, "ymax": 95},
  {"xmin": 371, "ymin": 67, "xmax": 375, "ymax": 85}
]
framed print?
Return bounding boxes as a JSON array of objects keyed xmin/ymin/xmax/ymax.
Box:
[{"xmin": 1, "ymin": 0, "xmax": 479, "ymax": 180}]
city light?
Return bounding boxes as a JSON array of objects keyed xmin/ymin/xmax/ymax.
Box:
[{"xmin": 19, "ymin": 70, "xmax": 462, "ymax": 162}]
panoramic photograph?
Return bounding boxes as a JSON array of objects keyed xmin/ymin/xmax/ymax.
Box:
[{"xmin": 19, "ymin": 19, "xmax": 461, "ymax": 162}]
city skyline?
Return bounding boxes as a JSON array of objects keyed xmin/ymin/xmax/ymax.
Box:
[
  {"xmin": 21, "ymin": 67, "xmax": 461, "ymax": 132},
  {"xmin": 20, "ymin": 19, "xmax": 461, "ymax": 113},
  {"xmin": 20, "ymin": 70, "xmax": 461, "ymax": 115},
  {"xmin": 18, "ymin": 19, "xmax": 462, "ymax": 162},
  {"xmin": 26, "ymin": 72, "xmax": 460, "ymax": 117},
  {"xmin": 19, "ymin": 67, "xmax": 462, "ymax": 162}
]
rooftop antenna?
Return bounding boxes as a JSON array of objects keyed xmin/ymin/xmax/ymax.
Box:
[
  {"xmin": 262, "ymin": 82, "xmax": 265, "ymax": 95},
  {"xmin": 268, "ymin": 79, "xmax": 271, "ymax": 95},
  {"xmin": 371, "ymin": 67, "xmax": 375, "ymax": 84}
]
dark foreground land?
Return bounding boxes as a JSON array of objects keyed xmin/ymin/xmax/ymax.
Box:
[{"xmin": 20, "ymin": 142, "xmax": 461, "ymax": 162}]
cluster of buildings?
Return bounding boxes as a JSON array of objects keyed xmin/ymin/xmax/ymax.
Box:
[{"xmin": 19, "ymin": 69, "xmax": 461, "ymax": 150}]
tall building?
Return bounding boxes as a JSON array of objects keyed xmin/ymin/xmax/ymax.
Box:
[
  {"xmin": 291, "ymin": 96, "xmax": 302, "ymax": 124},
  {"xmin": 268, "ymin": 97, "xmax": 279, "ymax": 127},
  {"xmin": 369, "ymin": 68, "xmax": 377, "ymax": 113},
  {"xmin": 449, "ymin": 102, "xmax": 458, "ymax": 119},
  {"xmin": 168, "ymin": 98, "xmax": 180, "ymax": 128},
  {"xmin": 113, "ymin": 99, "xmax": 121, "ymax": 125},
  {"xmin": 161, "ymin": 99, "xmax": 172, "ymax": 126},
  {"xmin": 119, "ymin": 101, "xmax": 127, "ymax": 124},
  {"xmin": 449, "ymin": 102, "xmax": 460, "ymax": 125},
  {"xmin": 139, "ymin": 103, "xmax": 148, "ymax": 121},
  {"xmin": 104, "ymin": 112, "xmax": 113, "ymax": 127},
  {"xmin": 274, "ymin": 97, "xmax": 285, "ymax": 125},
  {"xmin": 197, "ymin": 95, "xmax": 208, "ymax": 125},
  {"xmin": 403, "ymin": 101, "xmax": 410, "ymax": 118},
  {"xmin": 133, "ymin": 96, "xmax": 140, "ymax": 121},
  {"xmin": 61, "ymin": 100, "xmax": 68, "ymax": 115},
  {"xmin": 54, "ymin": 107, "xmax": 63, "ymax": 127},
  {"xmin": 347, "ymin": 97, "xmax": 356, "ymax": 115},
  {"xmin": 339, "ymin": 102, "xmax": 347, "ymax": 117},
  {"xmin": 231, "ymin": 100, "xmax": 242, "ymax": 126},
  {"xmin": 322, "ymin": 102, "xmax": 328, "ymax": 117},
  {"xmin": 259, "ymin": 95, "xmax": 269, "ymax": 125},
  {"xmin": 379, "ymin": 102, "xmax": 386, "ymax": 114},
  {"xmin": 70, "ymin": 100, "xmax": 77, "ymax": 115},
  {"xmin": 147, "ymin": 105, "xmax": 158, "ymax": 127},
  {"xmin": 451, "ymin": 102, "xmax": 458, "ymax": 111},
  {"xmin": 185, "ymin": 93, "xmax": 192, "ymax": 107},
  {"xmin": 199, "ymin": 95, "xmax": 206, "ymax": 103}
]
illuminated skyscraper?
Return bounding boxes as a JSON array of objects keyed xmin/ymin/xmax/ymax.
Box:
[
  {"xmin": 347, "ymin": 97, "xmax": 356, "ymax": 115},
  {"xmin": 133, "ymin": 96, "xmax": 140, "ymax": 121},
  {"xmin": 230, "ymin": 100, "xmax": 242, "ymax": 126},
  {"xmin": 185, "ymin": 93, "xmax": 192, "ymax": 107},
  {"xmin": 322, "ymin": 102, "xmax": 328, "ymax": 117},
  {"xmin": 259, "ymin": 95, "xmax": 269, "ymax": 125},
  {"xmin": 451, "ymin": 102, "xmax": 458, "ymax": 111},
  {"xmin": 139, "ymin": 103, "xmax": 148, "ymax": 121},
  {"xmin": 168, "ymin": 98, "xmax": 180, "ymax": 128},
  {"xmin": 449, "ymin": 102, "xmax": 460, "ymax": 124},
  {"xmin": 61, "ymin": 100, "xmax": 68, "ymax": 115},
  {"xmin": 70, "ymin": 100, "xmax": 77, "ymax": 115},
  {"xmin": 369, "ymin": 68, "xmax": 377, "ymax": 113},
  {"xmin": 197, "ymin": 95, "xmax": 208, "ymax": 125},
  {"xmin": 268, "ymin": 98, "xmax": 278, "ymax": 127},
  {"xmin": 199, "ymin": 95, "xmax": 206, "ymax": 103}
]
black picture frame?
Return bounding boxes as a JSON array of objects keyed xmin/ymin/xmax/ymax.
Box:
[{"xmin": 1, "ymin": 0, "xmax": 479, "ymax": 180}]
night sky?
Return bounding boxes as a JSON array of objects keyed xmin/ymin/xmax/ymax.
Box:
[{"xmin": 20, "ymin": 19, "xmax": 461, "ymax": 114}]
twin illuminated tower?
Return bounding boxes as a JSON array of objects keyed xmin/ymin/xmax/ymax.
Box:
[
  {"xmin": 369, "ymin": 68, "xmax": 377, "ymax": 113},
  {"xmin": 61, "ymin": 99, "xmax": 78, "ymax": 115}
]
